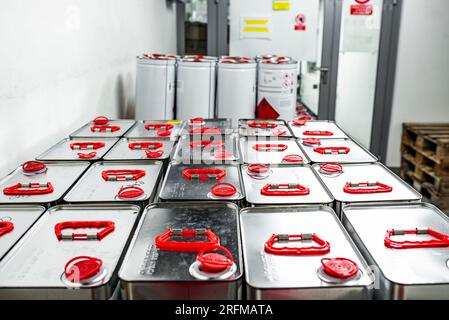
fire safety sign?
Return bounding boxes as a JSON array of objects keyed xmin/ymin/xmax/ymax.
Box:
[{"xmin": 350, "ymin": 0, "xmax": 373, "ymax": 15}]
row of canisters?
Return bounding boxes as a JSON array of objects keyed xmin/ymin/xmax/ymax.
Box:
[
  {"xmin": 135, "ymin": 53, "xmax": 299, "ymax": 126},
  {"xmin": 0, "ymin": 115, "xmax": 447, "ymax": 300}
]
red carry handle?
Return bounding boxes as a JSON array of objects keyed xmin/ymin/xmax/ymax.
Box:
[
  {"xmin": 144, "ymin": 123, "xmax": 174, "ymax": 131},
  {"xmin": 91, "ymin": 125, "xmax": 121, "ymax": 133},
  {"xmin": 101, "ymin": 169, "xmax": 146, "ymax": 181},
  {"xmin": 0, "ymin": 222, "xmax": 14, "ymax": 237},
  {"xmin": 253, "ymin": 144, "xmax": 288, "ymax": 152},
  {"xmin": 3, "ymin": 182, "xmax": 54, "ymax": 196},
  {"xmin": 70, "ymin": 142, "xmax": 105, "ymax": 150},
  {"xmin": 321, "ymin": 258, "xmax": 359, "ymax": 279},
  {"xmin": 128, "ymin": 142, "xmax": 163, "ymax": 150},
  {"xmin": 302, "ymin": 138, "xmax": 321, "ymax": 147},
  {"xmin": 319, "ymin": 163, "xmax": 343, "ymax": 175},
  {"xmin": 145, "ymin": 149, "xmax": 164, "ymax": 159},
  {"xmin": 314, "ymin": 147, "xmax": 351, "ymax": 155},
  {"xmin": 384, "ymin": 228, "xmax": 449, "ymax": 249},
  {"xmin": 303, "ymin": 130, "xmax": 334, "ymax": 136},
  {"xmin": 64, "ymin": 256, "xmax": 103, "ymax": 282},
  {"xmin": 22, "ymin": 161, "xmax": 47, "ymax": 173},
  {"xmin": 188, "ymin": 117, "xmax": 206, "ymax": 126},
  {"xmin": 261, "ymin": 183, "xmax": 310, "ymax": 196},
  {"xmin": 93, "ymin": 116, "xmax": 109, "ymax": 125},
  {"xmin": 248, "ymin": 121, "xmax": 278, "ymax": 129},
  {"xmin": 77, "ymin": 152, "xmax": 97, "ymax": 159},
  {"xmin": 155, "ymin": 228, "xmax": 220, "ymax": 252},
  {"xmin": 196, "ymin": 246, "xmax": 234, "ymax": 273},
  {"xmin": 189, "ymin": 140, "xmax": 225, "ymax": 150},
  {"xmin": 210, "ymin": 182, "xmax": 237, "ymax": 197},
  {"xmin": 247, "ymin": 163, "xmax": 270, "ymax": 174},
  {"xmin": 182, "ymin": 168, "xmax": 226, "ymax": 181},
  {"xmin": 189, "ymin": 127, "xmax": 222, "ymax": 135},
  {"xmin": 265, "ymin": 233, "xmax": 330, "ymax": 256},
  {"xmin": 117, "ymin": 186, "xmax": 145, "ymax": 199},
  {"xmin": 282, "ymin": 154, "xmax": 304, "ymax": 163},
  {"xmin": 55, "ymin": 221, "xmax": 115, "ymax": 241},
  {"xmin": 343, "ymin": 182, "xmax": 393, "ymax": 194}
]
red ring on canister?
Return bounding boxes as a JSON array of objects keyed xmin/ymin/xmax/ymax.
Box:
[
  {"xmin": 319, "ymin": 163, "xmax": 343, "ymax": 174},
  {"xmin": 210, "ymin": 182, "xmax": 237, "ymax": 197},
  {"xmin": 93, "ymin": 116, "xmax": 109, "ymax": 125},
  {"xmin": 302, "ymin": 138, "xmax": 321, "ymax": 147},
  {"xmin": 22, "ymin": 161, "xmax": 46, "ymax": 173},
  {"xmin": 0, "ymin": 222, "xmax": 14, "ymax": 237},
  {"xmin": 117, "ymin": 186, "xmax": 145, "ymax": 199},
  {"xmin": 64, "ymin": 256, "xmax": 103, "ymax": 282},
  {"xmin": 247, "ymin": 163, "xmax": 270, "ymax": 174},
  {"xmin": 321, "ymin": 258, "xmax": 359, "ymax": 279},
  {"xmin": 77, "ymin": 152, "xmax": 97, "ymax": 159},
  {"xmin": 196, "ymin": 246, "xmax": 234, "ymax": 273},
  {"xmin": 282, "ymin": 154, "xmax": 304, "ymax": 163},
  {"xmin": 145, "ymin": 149, "xmax": 164, "ymax": 159},
  {"xmin": 213, "ymin": 149, "xmax": 233, "ymax": 160}
]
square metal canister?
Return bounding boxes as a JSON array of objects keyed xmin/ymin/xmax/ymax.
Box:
[
  {"xmin": 313, "ymin": 162, "xmax": 422, "ymax": 215},
  {"xmin": 239, "ymin": 119, "xmax": 293, "ymax": 137},
  {"xmin": 119, "ymin": 202, "xmax": 243, "ymax": 300},
  {"xmin": 342, "ymin": 202, "xmax": 449, "ymax": 300},
  {"xmin": 36, "ymin": 137, "xmax": 118, "ymax": 161},
  {"xmin": 241, "ymin": 164, "xmax": 333, "ymax": 206},
  {"xmin": 70, "ymin": 119, "xmax": 135, "ymax": 138},
  {"xmin": 180, "ymin": 118, "xmax": 234, "ymax": 136},
  {"xmin": 63, "ymin": 161, "xmax": 163, "ymax": 205},
  {"xmin": 125, "ymin": 120, "xmax": 184, "ymax": 140},
  {"xmin": 288, "ymin": 120, "xmax": 349, "ymax": 139},
  {"xmin": 0, "ymin": 161, "xmax": 90, "ymax": 207},
  {"xmin": 240, "ymin": 206, "xmax": 373, "ymax": 299},
  {"xmin": 103, "ymin": 137, "xmax": 175, "ymax": 162},
  {"xmin": 0, "ymin": 204, "xmax": 139, "ymax": 299}
]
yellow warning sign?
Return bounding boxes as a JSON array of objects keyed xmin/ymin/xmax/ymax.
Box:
[
  {"xmin": 243, "ymin": 19, "xmax": 269, "ymax": 33},
  {"xmin": 273, "ymin": 1, "xmax": 291, "ymax": 11},
  {"xmin": 167, "ymin": 120, "xmax": 182, "ymax": 124}
]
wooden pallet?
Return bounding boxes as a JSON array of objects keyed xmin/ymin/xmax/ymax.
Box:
[
  {"xmin": 421, "ymin": 183, "xmax": 449, "ymax": 210},
  {"xmin": 402, "ymin": 123, "xmax": 449, "ymax": 158}
]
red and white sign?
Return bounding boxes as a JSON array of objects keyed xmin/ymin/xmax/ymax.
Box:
[
  {"xmin": 350, "ymin": 0, "xmax": 373, "ymax": 16},
  {"xmin": 256, "ymin": 98, "xmax": 280, "ymax": 119},
  {"xmin": 294, "ymin": 14, "xmax": 306, "ymax": 31}
]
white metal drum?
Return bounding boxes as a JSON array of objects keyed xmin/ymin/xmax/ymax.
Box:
[
  {"xmin": 125, "ymin": 120, "xmax": 183, "ymax": 140},
  {"xmin": 313, "ymin": 163, "xmax": 422, "ymax": 214},
  {"xmin": 241, "ymin": 165, "xmax": 333, "ymax": 206},
  {"xmin": 63, "ymin": 161, "xmax": 163, "ymax": 204},
  {"xmin": 239, "ymin": 137, "xmax": 309, "ymax": 165},
  {"xmin": 301, "ymin": 138, "xmax": 377, "ymax": 163},
  {"xmin": 288, "ymin": 120, "xmax": 349, "ymax": 139},
  {"xmin": 342, "ymin": 203, "xmax": 449, "ymax": 300},
  {"xmin": 70, "ymin": 119, "xmax": 135, "ymax": 138},
  {"xmin": 36, "ymin": 137, "xmax": 118, "ymax": 161},
  {"xmin": 103, "ymin": 138, "xmax": 175, "ymax": 161},
  {"xmin": 135, "ymin": 54, "xmax": 176, "ymax": 120},
  {"xmin": 176, "ymin": 56, "xmax": 217, "ymax": 120},
  {"xmin": 0, "ymin": 161, "xmax": 89, "ymax": 206},
  {"xmin": 238, "ymin": 119, "xmax": 293, "ymax": 137},
  {"xmin": 240, "ymin": 206, "xmax": 373, "ymax": 299},
  {"xmin": 0, "ymin": 204, "xmax": 139, "ymax": 299},
  {"xmin": 217, "ymin": 57, "xmax": 257, "ymax": 127},
  {"xmin": 119, "ymin": 202, "xmax": 242, "ymax": 300}
]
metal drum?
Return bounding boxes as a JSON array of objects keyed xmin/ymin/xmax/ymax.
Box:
[
  {"xmin": 180, "ymin": 118, "xmax": 233, "ymax": 136},
  {"xmin": 70, "ymin": 116, "xmax": 135, "ymax": 138},
  {"xmin": 240, "ymin": 206, "xmax": 373, "ymax": 299},
  {"xmin": 239, "ymin": 119, "xmax": 293, "ymax": 138},
  {"xmin": 239, "ymin": 137, "xmax": 309, "ymax": 165},
  {"xmin": 0, "ymin": 205, "xmax": 45, "ymax": 261},
  {"xmin": 288, "ymin": 120, "xmax": 349, "ymax": 139},
  {"xmin": 301, "ymin": 138, "xmax": 377, "ymax": 163},
  {"xmin": 0, "ymin": 161, "xmax": 89, "ymax": 207},
  {"xmin": 0, "ymin": 204, "xmax": 139, "ymax": 299},
  {"xmin": 216, "ymin": 57, "xmax": 257, "ymax": 127},
  {"xmin": 36, "ymin": 137, "xmax": 118, "ymax": 161},
  {"xmin": 176, "ymin": 56, "xmax": 217, "ymax": 120},
  {"xmin": 342, "ymin": 202, "xmax": 449, "ymax": 300},
  {"xmin": 159, "ymin": 164, "xmax": 244, "ymax": 203},
  {"xmin": 125, "ymin": 120, "xmax": 183, "ymax": 140},
  {"xmin": 241, "ymin": 165, "xmax": 333, "ymax": 206},
  {"xmin": 119, "ymin": 202, "xmax": 242, "ymax": 300},
  {"xmin": 63, "ymin": 161, "xmax": 163, "ymax": 205},
  {"xmin": 313, "ymin": 163, "xmax": 422, "ymax": 215},
  {"xmin": 103, "ymin": 138, "xmax": 175, "ymax": 162},
  {"xmin": 135, "ymin": 54, "xmax": 176, "ymax": 120}
]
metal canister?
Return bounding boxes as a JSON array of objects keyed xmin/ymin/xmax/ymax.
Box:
[
  {"xmin": 216, "ymin": 57, "xmax": 257, "ymax": 127},
  {"xmin": 119, "ymin": 202, "xmax": 242, "ymax": 300},
  {"xmin": 176, "ymin": 56, "xmax": 217, "ymax": 120},
  {"xmin": 239, "ymin": 119, "xmax": 293, "ymax": 137},
  {"xmin": 257, "ymin": 57, "xmax": 298, "ymax": 121},
  {"xmin": 239, "ymin": 137, "xmax": 309, "ymax": 165},
  {"xmin": 0, "ymin": 161, "xmax": 89, "ymax": 207},
  {"xmin": 313, "ymin": 162, "xmax": 422, "ymax": 215},
  {"xmin": 342, "ymin": 202, "xmax": 449, "ymax": 300},
  {"xmin": 103, "ymin": 138, "xmax": 175, "ymax": 162},
  {"xmin": 63, "ymin": 161, "xmax": 163, "ymax": 205},
  {"xmin": 159, "ymin": 163, "xmax": 244, "ymax": 203},
  {"xmin": 125, "ymin": 120, "xmax": 183, "ymax": 140},
  {"xmin": 70, "ymin": 117, "xmax": 135, "ymax": 138},
  {"xmin": 135, "ymin": 54, "xmax": 176, "ymax": 120},
  {"xmin": 36, "ymin": 137, "xmax": 118, "ymax": 161},
  {"xmin": 180, "ymin": 118, "xmax": 233, "ymax": 136},
  {"xmin": 0, "ymin": 205, "xmax": 45, "ymax": 261},
  {"xmin": 0, "ymin": 204, "xmax": 139, "ymax": 299},
  {"xmin": 288, "ymin": 120, "xmax": 349, "ymax": 139},
  {"xmin": 301, "ymin": 138, "xmax": 377, "ymax": 163},
  {"xmin": 240, "ymin": 206, "xmax": 373, "ymax": 299},
  {"xmin": 241, "ymin": 164, "xmax": 333, "ymax": 206}
]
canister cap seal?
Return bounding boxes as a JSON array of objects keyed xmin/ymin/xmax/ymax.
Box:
[{"xmin": 321, "ymin": 258, "xmax": 359, "ymax": 279}]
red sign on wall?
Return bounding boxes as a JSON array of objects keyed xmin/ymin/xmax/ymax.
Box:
[
  {"xmin": 350, "ymin": 0, "xmax": 373, "ymax": 16},
  {"xmin": 294, "ymin": 14, "xmax": 306, "ymax": 31}
]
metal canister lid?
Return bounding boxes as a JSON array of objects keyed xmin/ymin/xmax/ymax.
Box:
[
  {"xmin": 21, "ymin": 161, "xmax": 48, "ymax": 176},
  {"xmin": 317, "ymin": 257, "xmax": 361, "ymax": 283},
  {"xmin": 140, "ymin": 53, "xmax": 177, "ymax": 60},
  {"xmin": 319, "ymin": 163, "xmax": 344, "ymax": 176}
]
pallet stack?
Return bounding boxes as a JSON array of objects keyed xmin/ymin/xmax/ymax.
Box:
[{"xmin": 400, "ymin": 123, "xmax": 449, "ymax": 209}]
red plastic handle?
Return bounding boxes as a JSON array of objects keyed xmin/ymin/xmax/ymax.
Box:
[
  {"xmin": 183, "ymin": 168, "xmax": 226, "ymax": 181},
  {"xmin": 91, "ymin": 125, "xmax": 121, "ymax": 133},
  {"xmin": 189, "ymin": 127, "xmax": 222, "ymax": 135},
  {"xmin": 128, "ymin": 142, "xmax": 163, "ymax": 150},
  {"xmin": 189, "ymin": 140, "xmax": 225, "ymax": 150},
  {"xmin": 3, "ymin": 182, "xmax": 54, "ymax": 196},
  {"xmin": 145, "ymin": 149, "xmax": 164, "ymax": 159},
  {"xmin": 343, "ymin": 182, "xmax": 393, "ymax": 194},
  {"xmin": 196, "ymin": 246, "xmax": 234, "ymax": 273},
  {"xmin": 321, "ymin": 258, "xmax": 359, "ymax": 279},
  {"xmin": 144, "ymin": 123, "xmax": 174, "ymax": 131},
  {"xmin": 314, "ymin": 147, "xmax": 350, "ymax": 155},
  {"xmin": 210, "ymin": 182, "xmax": 237, "ymax": 197},
  {"xmin": 55, "ymin": 221, "xmax": 115, "ymax": 241},
  {"xmin": 0, "ymin": 222, "xmax": 14, "ymax": 237},
  {"xmin": 77, "ymin": 152, "xmax": 97, "ymax": 159},
  {"xmin": 265, "ymin": 233, "xmax": 330, "ymax": 256},
  {"xmin": 70, "ymin": 142, "xmax": 105, "ymax": 150},
  {"xmin": 384, "ymin": 228, "xmax": 449, "ymax": 249},
  {"xmin": 22, "ymin": 161, "xmax": 46, "ymax": 173},
  {"xmin": 253, "ymin": 144, "xmax": 288, "ymax": 152},
  {"xmin": 117, "ymin": 186, "xmax": 145, "ymax": 199},
  {"xmin": 155, "ymin": 228, "xmax": 221, "ymax": 252},
  {"xmin": 64, "ymin": 256, "xmax": 103, "ymax": 282},
  {"xmin": 101, "ymin": 169, "xmax": 146, "ymax": 181},
  {"xmin": 93, "ymin": 116, "xmax": 109, "ymax": 125},
  {"xmin": 261, "ymin": 183, "xmax": 310, "ymax": 196},
  {"xmin": 248, "ymin": 122, "xmax": 278, "ymax": 129},
  {"xmin": 282, "ymin": 154, "xmax": 304, "ymax": 163},
  {"xmin": 303, "ymin": 130, "xmax": 334, "ymax": 136}
]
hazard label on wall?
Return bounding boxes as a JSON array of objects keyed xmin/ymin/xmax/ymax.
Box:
[
  {"xmin": 350, "ymin": 0, "xmax": 373, "ymax": 16},
  {"xmin": 294, "ymin": 14, "xmax": 306, "ymax": 31}
]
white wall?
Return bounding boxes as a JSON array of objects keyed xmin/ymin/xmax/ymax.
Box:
[
  {"xmin": 0, "ymin": 0, "xmax": 176, "ymax": 177},
  {"xmin": 386, "ymin": 0, "xmax": 449, "ymax": 167}
]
